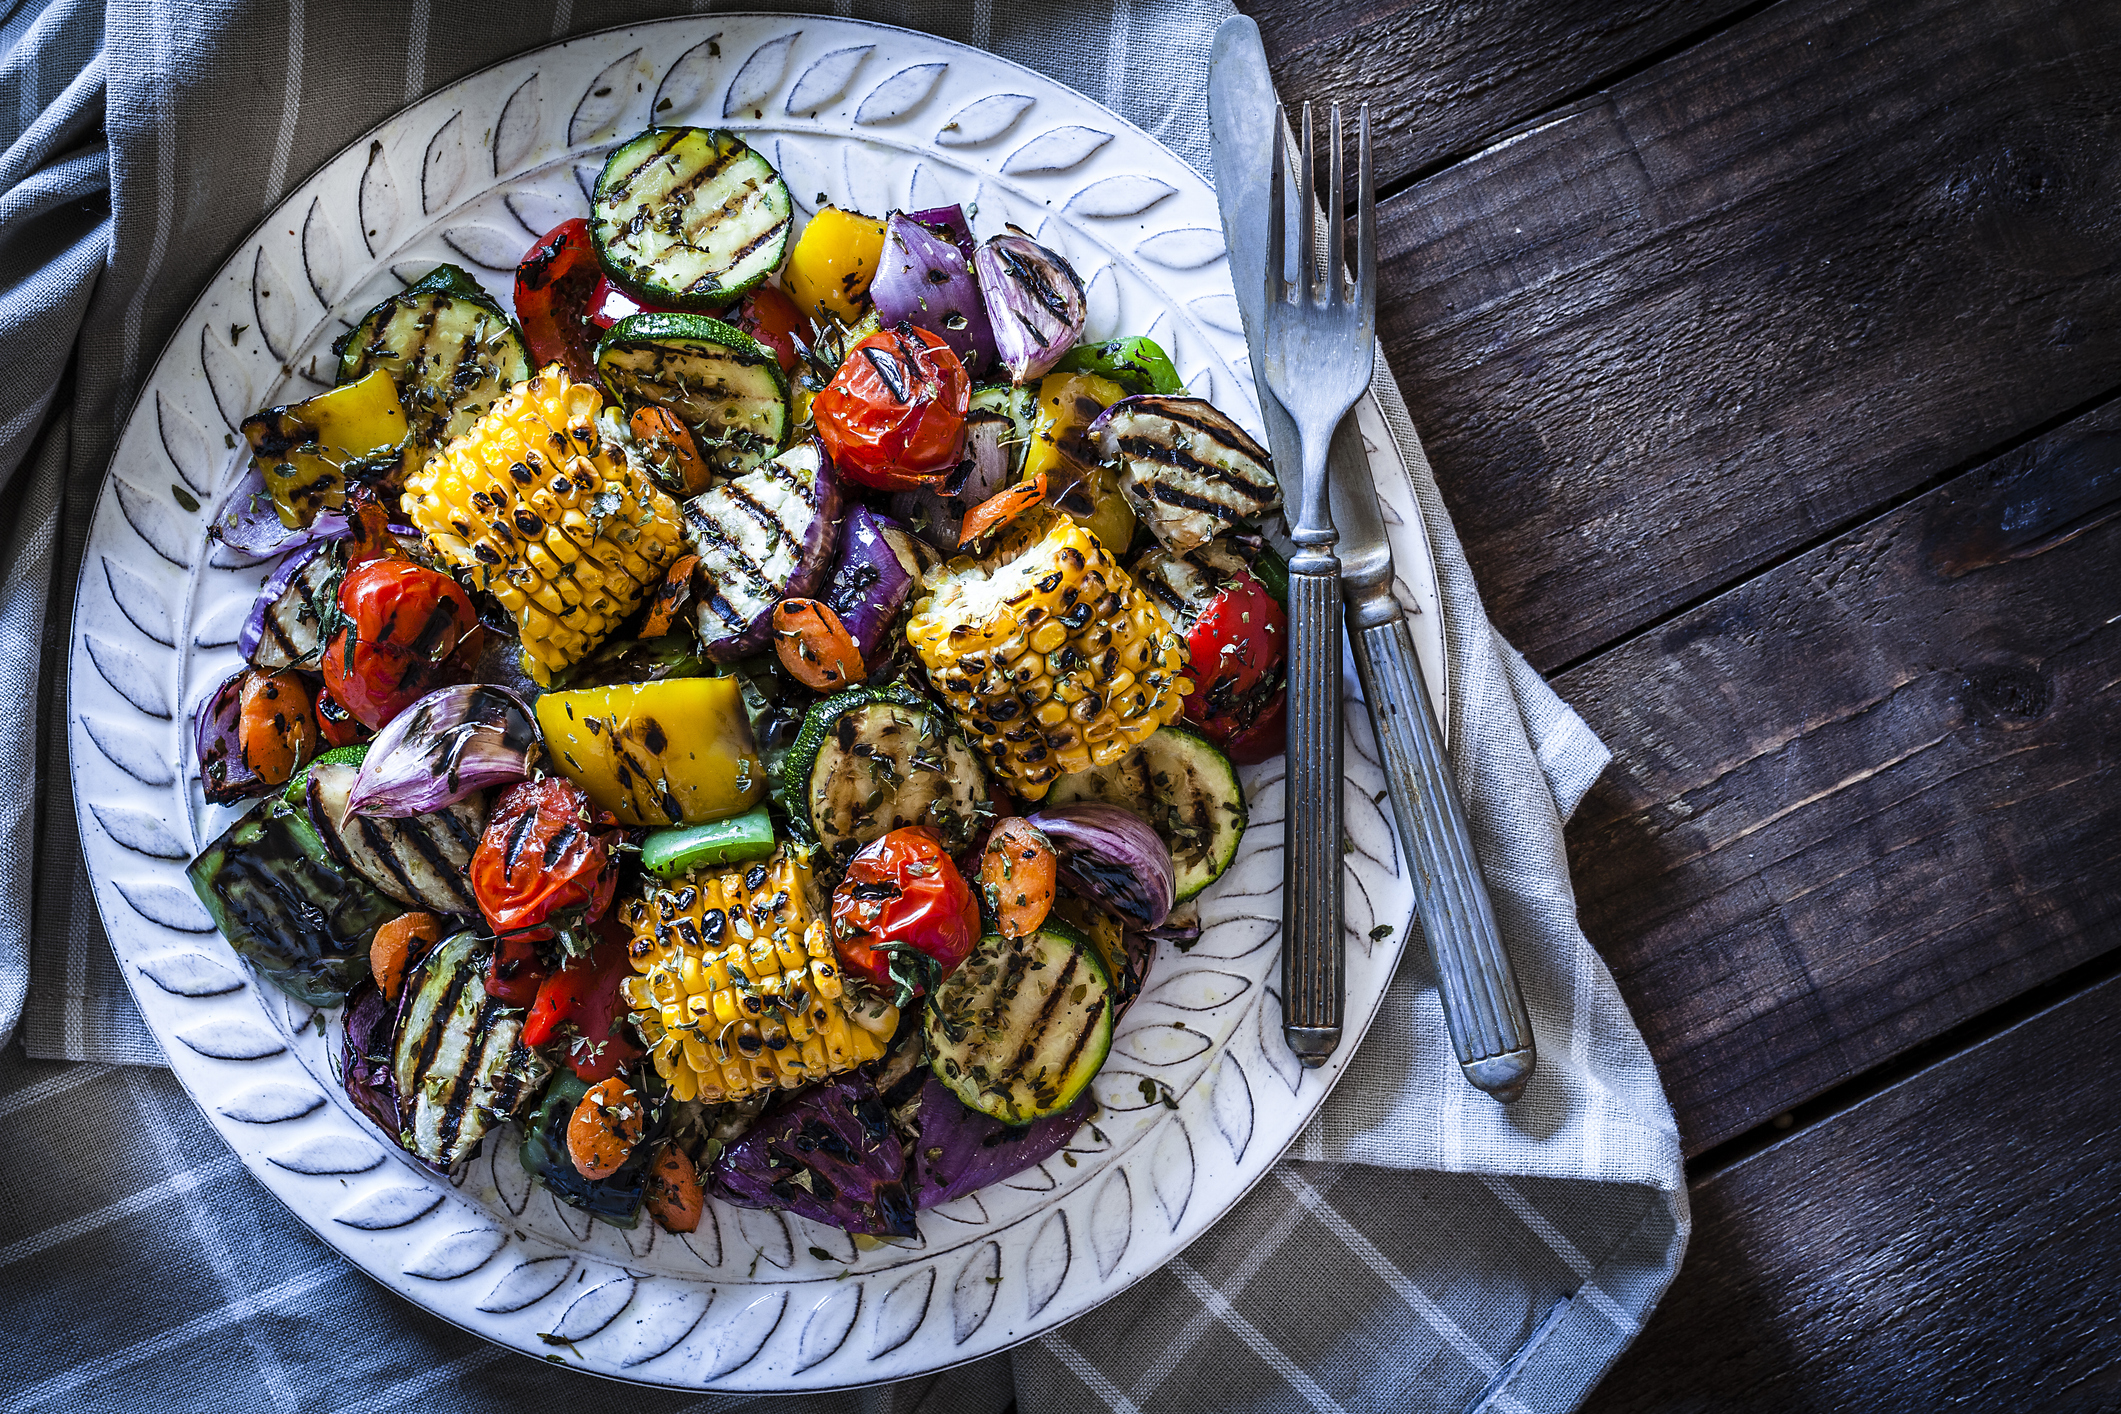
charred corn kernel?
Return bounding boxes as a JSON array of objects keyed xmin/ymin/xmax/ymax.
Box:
[
  {"xmin": 906, "ymin": 511, "xmax": 1191, "ymax": 800},
  {"xmin": 403, "ymin": 365, "xmax": 683, "ymax": 685},
  {"xmin": 617, "ymin": 847, "xmax": 893, "ymax": 1104}
]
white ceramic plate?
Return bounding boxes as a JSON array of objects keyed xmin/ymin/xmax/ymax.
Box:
[{"xmin": 66, "ymin": 15, "xmax": 1444, "ymax": 1390}]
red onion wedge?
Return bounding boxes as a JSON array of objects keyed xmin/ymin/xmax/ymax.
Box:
[
  {"xmin": 890, "ymin": 399, "xmax": 1023, "ymax": 551},
  {"xmin": 905, "ymin": 204, "xmax": 977, "ymax": 260},
  {"xmin": 871, "ymin": 212, "xmax": 997, "ymax": 379},
  {"xmin": 822, "ymin": 508, "xmax": 936, "ymax": 663},
  {"xmin": 196, "ymin": 669, "xmax": 267, "ymax": 805},
  {"xmin": 974, "ymin": 231, "xmax": 1087, "ymax": 385},
  {"xmin": 1025, "ymin": 802, "xmax": 1176, "ymax": 930},
  {"xmin": 346, "ymin": 683, "xmax": 540, "ymax": 818},
  {"xmin": 211, "ymin": 462, "xmax": 349, "ymax": 557},
  {"xmin": 240, "ymin": 539, "xmax": 339, "ymax": 671}
]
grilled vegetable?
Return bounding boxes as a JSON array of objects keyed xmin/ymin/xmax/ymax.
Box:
[
  {"xmin": 979, "ymin": 817, "xmax": 1057, "ymax": 940},
  {"xmin": 617, "ymin": 846, "xmax": 897, "ymax": 1104},
  {"xmin": 821, "ymin": 506, "xmax": 925, "ymax": 664},
  {"xmin": 729, "ymin": 285, "xmax": 806, "ymax": 376},
  {"xmin": 234, "ymin": 671, "xmax": 317, "ymax": 788},
  {"xmin": 1024, "ymin": 371, "xmax": 1134, "ymax": 554},
  {"xmin": 1089, "ymin": 395, "xmax": 1280, "ymax": 555},
  {"xmin": 281, "ymin": 741, "xmax": 371, "ymax": 807},
  {"xmin": 974, "ymin": 232, "xmax": 1087, "ymax": 384},
  {"xmin": 783, "ymin": 206, "xmax": 886, "ymax": 324},
  {"xmin": 679, "ymin": 436, "xmax": 843, "ymax": 661},
  {"xmin": 595, "ymin": 313, "xmax": 790, "ymax": 478},
  {"xmin": 1024, "ymin": 803, "xmax": 1176, "ymax": 930},
  {"xmin": 521, "ymin": 918, "xmax": 646, "ymax": 1081},
  {"xmin": 641, "ymin": 805, "xmax": 777, "ymax": 878},
  {"xmin": 1051, "ymin": 892, "xmax": 1147, "ymax": 1009},
  {"xmin": 711, "ymin": 1073, "xmax": 916, "ymax": 1237},
  {"xmin": 404, "ymin": 366, "xmax": 685, "ymax": 686},
  {"xmin": 346, "ymin": 684, "xmax": 540, "ymax": 818},
  {"xmin": 828, "ymin": 826, "xmax": 983, "ymax": 1003},
  {"xmin": 907, "ymin": 1071, "xmax": 1093, "ymax": 1209},
  {"xmin": 958, "ymin": 472, "xmax": 1048, "ymax": 548},
  {"xmin": 1134, "ymin": 546, "xmax": 1287, "ymax": 753},
  {"xmin": 1046, "ymin": 724, "xmax": 1245, "ymax": 901},
  {"xmin": 369, "ymin": 911, "xmax": 441, "ymax": 1004},
  {"xmin": 592, "ymin": 127, "xmax": 792, "ymax": 308},
  {"xmin": 513, "ymin": 218, "xmax": 604, "ymax": 382},
  {"xmin": 241, "ymin": 541, "xmax": 336, "ymax": 672},
  {"xmin": 393, "ymin": 931, "xmax": 552, "ymax": 1168},
  {"xmin": 906, "ymin": 512, "xmax": 1191, "ymax": 800},
  {"xmin": 241, "ymin": 370, "xmax": 409, "ymax": 529},
  {"xmin": 1054, "ymin": 335, "xmax": 1185, "ymax": 396},
  {"xmin": 924, "ymin": 922, "xmax": 1113, "ymax": 1125},
  {"xmin": 341, "ymin": 978, "xmax": 404, "ymax": 1141},
  {"xmin": 568, "ymin": 1075, "xmax": 646, "ymax": 1179},
  {"xmin": 784, "ymin": 685, "xmax": 991, "ymax": 866},
  {"xmin": 535, "ymin": 676, "xmax": 764, "ymax": 827},
  {"xmin": 889, "ymin": 383, "xmax": 1036, "ymax": 549},
  {"xmin": 644, "ymin": 1145, "xmax": 704, "ymax": 1233},
  {"xmin": 335, "ymin": 265, "xmax": 532, "ymax": 465},
  {"xmin": 468, "ymin": 777, "xmax": 619, "ymax": 954},
  {"xmin": 521, "ymin": 1070, "xmax": 664, "ymax": 1226},
  {"xmin": 197, "ymin": 671, "xmax": 267, "ymax": 805},
  {"xmin": 319, "ymin": 558, "xmax": 484, "ymax": 732},
  {"xmin": 186, "ymin": 796, "xmax": 398, "ymax": 1006},
  {"xmin": 772, "ymin": 598, "xmax": 864, "ymax": 691},
  {"xmin": 812, "ymin": 325, "xmax": 972, "ymax": 490},
  {"xmin": 871, "ymin": 211, "xmax": 997, "ymax": 377},
  {"xmin": 303, "ymin": 760, "xmax": 484, "ymax": 915},
  {"xmin": 212, "ymin": 463, "xmax": 348, "ymax": 558}
]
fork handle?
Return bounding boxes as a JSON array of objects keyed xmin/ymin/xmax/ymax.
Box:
[
  {"xmin": 1281, "ymin": 549, "xmax": 1344, "ymax": 1066},
  {"xmin": 1349, "ymin": 611, "xmax": 1536, "ymax": 1102}
]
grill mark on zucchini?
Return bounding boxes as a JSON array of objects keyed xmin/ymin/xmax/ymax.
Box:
[
  {"xmin": 715, "ymin": 214, "xmax": 788, "ymax": 276},
  {"xmin": 434, "ymin": 992, "xmax": 507, "ymax": 1159},
  {"xmin": 352, "ymin": 813, "xmax": 424, "ymax": 901},
  {"xmin": 405, "ymin": 957, "xmax": 473, "ymax": 1107},
  {"xmin": 603, "ymin": 129, "xmax": 692, "ymax": 203},
  {"xmin": 388, "ymin": 816, "xmax": 477, "ymax": 912},
  {"xmin": 995, "ymin": 944, "xmax": 1082, "ymax": 1085}
]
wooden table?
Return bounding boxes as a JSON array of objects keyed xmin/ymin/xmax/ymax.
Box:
[{"xmin": 1238, "ymin": 0, "xmax": 2121, "ymax": 1404}]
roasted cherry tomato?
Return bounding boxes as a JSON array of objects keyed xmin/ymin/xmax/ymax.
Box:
[
  {"xmin": 1180, "ymin": 568, "xmax": 1287, "ymax": 753},
  {"xmin": 469, "ymin": 777, "xmax": 621, "ymax": 1003},
  {"xmin": 514, "ymin": 219, "xmax": 603, "ymax": 381},
  {"xmin": 1218, "ymin": 687, "xmax": 1285, "ymax": 765},
  {"xmin": 811, "ymin": 325, "xmax": 970, "ymax": 490},
  {"xmin": 728, "ymin": 285, "xmax": 804, "ymax": 375},
  {"xmin": 829, "ymin": 826, "xmax": 981, "ymax": 1002},
  {"xmin": 585, "ymin": 273, "xmax": 682, "ymax": 331},
  {"xmin": 521, "ymin": 913, "xmax": 646, "ymax": 1082},
  {"xmin": 320, "ymin": 558, "xmax": 482, "ymax": 730}
]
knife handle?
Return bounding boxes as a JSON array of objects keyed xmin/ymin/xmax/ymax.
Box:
[
  {"xmin": 1282, "ymin": 551, "xmax": 1344, "ymax": 1067},
  {"xmin": 1350, "ymin": 611, "xmax": 1536, "ymax": 1102}
]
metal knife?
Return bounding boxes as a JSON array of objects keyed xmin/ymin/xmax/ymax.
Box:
[{"xmin": 1209, "ymin": 16, "xmax": 1536, "ymax": 1101}]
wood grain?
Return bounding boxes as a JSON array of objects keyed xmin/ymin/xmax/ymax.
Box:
[
  {"xmin": 1559, "ymin": 398, "xmax": 2121, "ymax": 1154},
  {"xmin": 1371, "ymin": 0, "xmax": 2121, "ymax": 669},
  {"xmin": 1584, "ymin": 973, "xmax": 2121, "ymax": 1412},
  {"xmin": 1233, "ymin": 0, "xmax": 1753, "ymax": 187}
]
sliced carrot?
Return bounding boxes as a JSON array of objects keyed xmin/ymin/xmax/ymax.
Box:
[
  {"xmin": 370, "ymin": 911, "xmax": 441, "ymax": 1003},
  {"xmin": 237, "ymin": 670, "xmax": 317, "ymax": 786},
  {"xmin": 958, "ymin": 472, "xmax": 1048, "ymax": 548},
  {"xmin": 772, "ymin": 598, "xmax": 865, "ymax": 692},
  {"xmin": 979, "ymin": 817, "xmax": 1058, "ymax": 939},
  {"xmin": 639, "ymin": 553, "xmax": 698, "ymax": 639},
  {"xmin": 631, "ymin": 406, "xmax": 713, "ymax": 497},
  {"xmin": 644, "ymin": 1144, "xmax": 704, "ymax": 1234},
  {"xmin": 567, "ymin": 1076, "xmax": 645, "ymax": 1180}
]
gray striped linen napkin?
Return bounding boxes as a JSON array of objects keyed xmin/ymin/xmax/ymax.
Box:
[{"xmin": 0, "ymin": 2, "xmax": 1688, "ymax": 1411}]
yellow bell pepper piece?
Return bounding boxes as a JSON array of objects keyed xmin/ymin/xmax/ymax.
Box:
[
  {"xmin": 1025, "ymin": 371, "xmax": 1135, "ymax": 556},
  {"xmin": 783, "ymin": 207, "xmax": 886, "ymax": 324},
  {"xmin": 248, "ymin": 370, "xmax": 409, "ymax": 528},
  {"xmin": 536, "ymin": 676, "xmax": 765, "ymax": 827}
]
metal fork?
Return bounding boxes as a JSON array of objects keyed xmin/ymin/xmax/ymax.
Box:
[{"xmin": 1262, "ymin": 102, "xmax": 1375, "ymax": 1066}]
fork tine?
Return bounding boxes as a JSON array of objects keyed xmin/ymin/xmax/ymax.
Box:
[
  {"xmin": 1267, "ymin": 104, "xmax": 1287, "ymax": 304},
  {"xmin": 1325, "ymin": 103, "xmax": 1345, "ymax": 308},
  {"xmin": 1296, "ymin": 101, "xmax": 1316, "ymax": 305},
  {"xmin": 1356, "ymin": 102, "xmax": 1376, "ymax": 328}
]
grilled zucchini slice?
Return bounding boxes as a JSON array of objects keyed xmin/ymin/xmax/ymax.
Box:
[
  {"xmin": 392, "ymin": 932, "xmax": 552, "ymax": 1169},
  {"xmin": 596, "ymin": 312, "xmax": 789, "ymax": 477},
  {"xmin": 1046, "ymin": 724, "xmax": 1245, "ymax": 901},
  {"xmin": 591, "ymin": 127, "xmax": 793, "ymax": 308},
  {"xmin": 785, "ymin": 685, "xmax": 990, "ymax": 867},
  {"xmin": 925, "ymin": 923, "xmax": 1114, "ymax": 1125},
  {"xmin": 335, "ymin": 264, "xmax": 531, "ymax": 465}
]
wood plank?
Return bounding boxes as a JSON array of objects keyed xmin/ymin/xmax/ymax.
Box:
[
  {"xmin": 1235, "ymin": 0, "xmax": 1754, "ymax": 187},
  {"xmin": 1583, "ymin": 973, "xmax": 2121, "ymax": 1412},
  {"xmin": 1559, "ymin": 398, "xmax": 2121, "ymax": 1154},
  {"xmin": 1371, "ymin": 0, "xmax": 2121, "ymax": 669}
]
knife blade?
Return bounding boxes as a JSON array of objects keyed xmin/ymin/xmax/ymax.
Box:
[{"xmin": 1208, "ymin": 17, "xmax": 1536, "ymax": 1101}]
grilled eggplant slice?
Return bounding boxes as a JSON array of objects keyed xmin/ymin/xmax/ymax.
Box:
[
  {"xmin": 924, "ymin": 922, "xmax": 1114, "ymax": 1125},
  {"xmin": 785, "ymin": 685, "xmax": 990, "ymax": 867},
  {"xmin": 186, "ymin": 796, "xmax": 397, "ymax": 1005},
  {"xmin": 1089, "ymin": 395, "xmax": 1279, "ymax": 555},
  {"xmin": 595, "ymin": 313, "xmax": 790, "ymax": 477},
  {"xmin": 591, "ymin": 127, "xmax": 793, "ymax": 308},
  {"xmin": 303, "ymin": 760, "xmax": 484, "ymax": 914},
  {"xmin": 680, "ymin": 436, "xmax": 843, "ymax": 660},
  {"xmin": 245, "ymin": 545, "xmax": 336, "ymax": 671},
  {"xmin": 392, "ymin": 931, "xmax": 551, "ymax": 1169},
  {"xmin": 335, "ymin": 264, "xmax": 532, "ymax": 465}
]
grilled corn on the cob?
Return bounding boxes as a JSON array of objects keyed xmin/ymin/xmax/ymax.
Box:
[
  {"xmin": 906, "ymin": 511, "xmax": 1191, "ymax": 800},
  {"xmin": 404, "ymin": 366, "xmax": 683, "ymax": 685},
  {"xmin": 617, "ymin": 847, "xmax": 896, "ymax": 1104}
]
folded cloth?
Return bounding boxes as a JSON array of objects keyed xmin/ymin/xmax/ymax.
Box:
[{"xmin": 0, "ymin": 3, "xmax": 1687, "ymax": 1411}]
